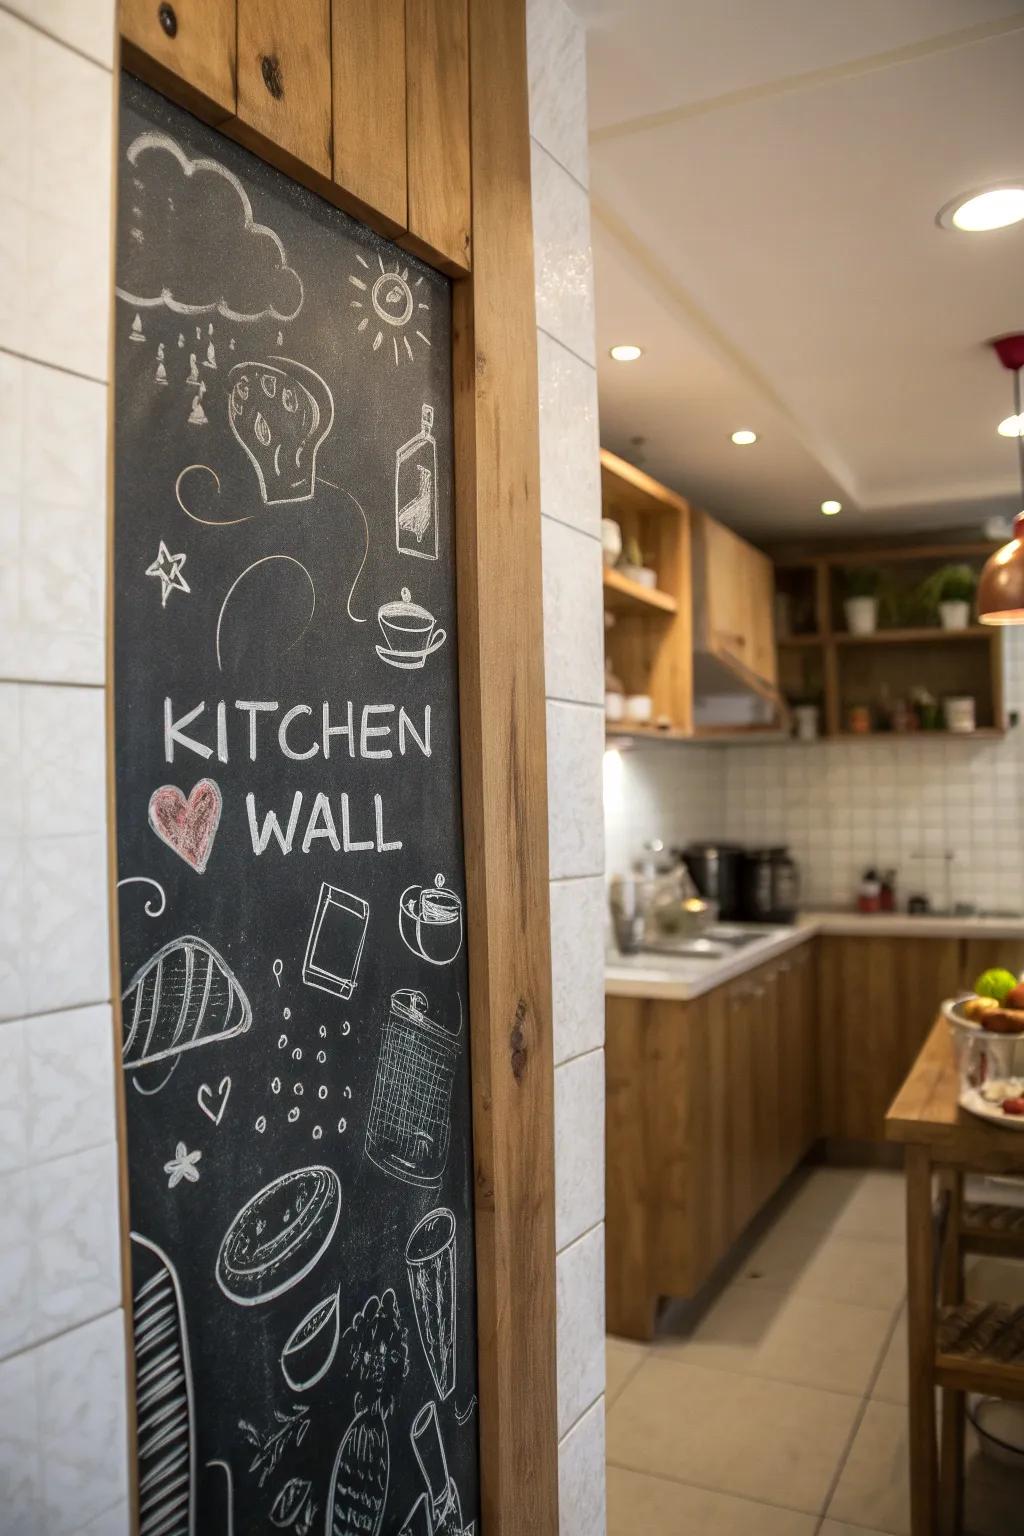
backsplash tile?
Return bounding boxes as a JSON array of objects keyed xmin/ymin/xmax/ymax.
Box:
[
  {"xmin": 33, "ymin": 1142, "xmax": 121, "ymax": 1341},
  {"xmin": 0, "ymin": 1016, "xmax": 30, "ymax": 1174},
  {"xmin": 0, "ymin": 1345, "xmax": 41, "ymax": 1532},
  {"xmin": 23, "ymin": 684, "xmax": 106, "ymax": 836}
]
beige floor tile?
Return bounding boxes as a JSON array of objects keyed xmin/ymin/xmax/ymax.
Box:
[
  {"xmin": 607, "ymin": 1466, "xmax": 818, "ymax": 1535},
  {"xmin": 871, "ymin": 1309, "xmax": 907, "ymax": 1406},
  {"xmin": 820, "ymin": 1524, "xmax": 891, "ymax": 1535},
  {"xmin": 827, "ymin": 1400, "xmax": 909, "ymax": 1536},
  {"xmin": 737, "ymin": 1222, "xmax": 907, "ymax": 1313},
  {"xmin": 607, "ymin": 1355, "xmax": 860, "ymax": 1515},
  {"xmin": 606, "ymin": 1337, "xmax": 647, "ymax": 1406},
  {"xmin": 654, "ymin": 1283, "xmax": 893, "ymax": 1397},
  {"xmin": 830, "ymin": 1172, "xmax": 907, "ymax": 1244},
  {"xmin": 775, "ymin": 1167, "xmax": 870, "ymax": 1232}
]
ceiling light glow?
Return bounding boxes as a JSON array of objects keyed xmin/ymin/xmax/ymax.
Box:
[
  {"xmin": 820, "ymin": 499, "xmax": 842, "ymax": 516},
  {"xmin": 609, "ymin": 344, "xmax": 643, "ymax": 362},
  {"xmin": 730, "ymin": 429, "xmax": 758, "ymax": 445},
  {"xmin": 998, "ymin": 414, "xmax": 1024, "ymax": 438},
  {"xmin": 939, "ymin": 186, "xmax": 1024, "ymax": 233}
]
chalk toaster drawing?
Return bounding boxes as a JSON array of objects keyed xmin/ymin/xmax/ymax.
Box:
[
  {"xmin": 280, "ymin": 1287, "xmax": 340, "ymax": 1391},
  {"xmin": 131, "ymin": 1232, "xmax": 196, "ymax": 1536},
  {"xmin": 302, "ymin": 882, "xmax": 369, "ymax": 1000},
  {"xmin": 146, "ymin": 539, "xmax": 191, "ymax": 607},
  {"xmin": 122, "ymin": 933, "xmax": 252, "ymax": 1074},
  {"xmin": 116, "ymin": 130, "xmax": 304, "ymax": 323},
  {"xmin": 406, "ymin": 1208, "xmax": 457, "ymax": 1401},
  {"xmin": 216, "ymin": 1165, "xmax": 341, "ymax": 1306},
  {"xmin": 399, "ymin": 876, "xmax": 463, "ymax": 967},
  {"xmin": 149, "ymin": 778, "xmax": 223, "ymax": 872},
  {"xmin": 349, "ymin": 251, "xmax": 430, "ymax": 366},
  {"xmin": 228, "ymin": 358, "xmax": 333, "ymax": 504},
  {"xmin": 395, "ymin": 405, "xmax": 438, "ymax": 560}
]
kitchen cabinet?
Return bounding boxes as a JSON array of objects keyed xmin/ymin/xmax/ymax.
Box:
[
  {"xmin": 818, "ymin": 936, "xmax": 961, "ymax": 1144},
  {"xmin": 960, "ymin": 940, "xmax": 1024, "ymax": 990},
  {"xmin": 694, "ymin": 509, "xmax": 778, "ymax": 690},
  {"xmin": 606, "ymin": 943, "xmax": 817, "ymax": 1340}
]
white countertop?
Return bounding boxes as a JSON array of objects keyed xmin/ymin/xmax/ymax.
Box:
[{"xmin": 605, "ymin": 909, "xmax": 1024, "ymax": 1003}]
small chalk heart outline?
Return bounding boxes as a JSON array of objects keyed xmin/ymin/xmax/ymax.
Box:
[
  {"xmin": 148, "ymin": 778, "xmax": 222, "ymax": 873},
  {"xmin": 198, "ymin": 1076, "xmax": 231, "ymax": 1126}
]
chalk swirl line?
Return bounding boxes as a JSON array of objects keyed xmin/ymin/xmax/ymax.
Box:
[
  {"xmin": 321, "ymin": 476, "xmax": 369, "ymax": 625},
  {"xmin": 215, "ymin": 554, "xmax": 316, "ymax": 672},
  {"xmin": 176, "ymin": 463, "xmax": 252, "ymax": 526},
  {"xmin": 117, "ymin": 876, "xmax": 167, "ymax": 918}
]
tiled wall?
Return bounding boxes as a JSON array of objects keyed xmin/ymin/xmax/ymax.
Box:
[
  {"xmin": 604, "ymin": 631, "xmax": 1024, "ymax": 915},
  {"xmin": 528, "ymin": 0, "xmax": 608, "ymax": 1530},
  {"xmin": 0, "ymin": 4, "xmax": 130, "ymax": 1534}
]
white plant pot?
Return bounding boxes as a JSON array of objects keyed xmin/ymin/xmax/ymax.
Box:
[
  {"xmin": 939, "ymin": 600, "xmax": 971, "ymax": 631},
  {"xmin": 845, "ymin": 596, "xmax": 878, "ymax": 635}
]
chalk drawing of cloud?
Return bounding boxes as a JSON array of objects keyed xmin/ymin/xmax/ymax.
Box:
[{"xmin": 116, "ymin": 131, "xmax": 304, "ymax": 324}]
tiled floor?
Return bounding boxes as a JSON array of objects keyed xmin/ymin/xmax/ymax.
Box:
[{"xmin": 606, "ymin": 1167, "xmax": 1024, "ymax": 1535}]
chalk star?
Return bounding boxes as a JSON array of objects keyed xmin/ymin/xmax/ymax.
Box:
[
  {"xmin": 146, "ymin": 540, "xmax": 191, "ymax": 607},
  {"xmin": 163, "ymin": 1141, "xmax": 202, "ymax": 1189}
]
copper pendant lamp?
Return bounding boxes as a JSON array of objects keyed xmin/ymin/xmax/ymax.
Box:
[{"xmin": 979, "ymin": 333, "xmax": 1024, "ymax": 624}]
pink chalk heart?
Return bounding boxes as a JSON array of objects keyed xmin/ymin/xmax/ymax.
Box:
[{"xmin": 148, "ymin": 779, "xmax": 223, "ymax": 873}]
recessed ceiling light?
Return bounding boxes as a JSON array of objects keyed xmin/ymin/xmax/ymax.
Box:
[
  {"xmin": 998, "ymin": 414, "xmax": 1024, "ymax": 438},
  {"xmin": 730, "ymin": 429, "xmax": 758, "ymax": 446},
  {"xmin": 938, "ymin": 185, "xmax": 1024, "ymax": 232},
  {"xmin": 820, "ymin": 499, "xmax": 842, "ymax": 516},
  {"xmin": 609, "ymin": 344, "xmax": 643, "ymax": 362}
]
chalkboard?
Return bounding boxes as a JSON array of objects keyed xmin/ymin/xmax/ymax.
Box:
[{"xmin": 113, "ymin": 74, "xmax": 480, "ymax": 1536}]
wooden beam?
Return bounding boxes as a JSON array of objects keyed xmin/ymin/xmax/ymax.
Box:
[
  {"xmin": 453, "ymin": 0, "xmax": 558, "ymax": 1529},
  {"xmin": 405, "ymin": 0, "xmax": 471, "ymax": 274},
  {"xmin": 236, "ymin": 0, "xmax": 333, "ymax": 177},
  {"xmin": 332, "ymin": 0, "xmax": 408, "ymax": 228},
  {"xmin": 120, "ymin": 0, "xmax": 237, "ymax": 123}
]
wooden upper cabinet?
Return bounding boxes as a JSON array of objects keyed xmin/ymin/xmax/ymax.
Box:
[
  {"xmin": 120, "ymin": 0, "xmax": 237, "ymax": 121},
  {"xmin": 236, "ymin": 0, "xmax": 333, "ymax": 177},
  {"xmin": 405, "ymin": 0, "xmax": 471, "ymax": 273},
  {"xmin": 332, "ymin": 0, "xmax": 407, "ymax": 230},
  {"xmin": 697, "ymin": 510, "xmax": 778, "ymax": 689}
]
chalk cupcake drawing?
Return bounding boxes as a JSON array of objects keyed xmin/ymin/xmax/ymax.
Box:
[
  {"xmin": 216, "ymin": 1165, "xmax": 341, "ymax": 1305},
  {"xmin": 326, "ymin": 1290, "xmax": 409, "ymax": 1536},
  {"xmin": 228, "ymin": 358, "xmax": 333, "ymax": 504},
  {"xmin": 148, "ymin": 778, "xmax": 222, "ymax": 871}
]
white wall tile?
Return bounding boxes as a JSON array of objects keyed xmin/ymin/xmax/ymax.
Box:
[
  {"xmin": 0, "ymin": 681, "xmax": 24, "ymax": 834},
  {"xmin": 75, "ymin": 1503, "xmax": 130, "ymax": 1536},
  {"xmin": 0, "ymin": 837, "xmax": 29, "ymax": 1019},
  {"xmin": 37, "ymin": 1310, "xmax": 128, "ymax": 1536},
  {"xmin": 547, "ymin": 702, "xmax": 605, "ymax": 879},
  {"xmin": 24, "ymin": 832, "xmax": 109, "ymax": 1015},
  {"xmin": 0, "ymin": 1016, "xmax": 30, "ymax": 1174},
  {"xmin": 531, "ymin": 140, "xmax": 596, "ymax": 366},
  {"xmin": 558, "ymin": 1397, "xmax": 606, "ymax": 1536},
  {"xmin": 23, "ymin": 685, "xmax": 107, "ymax": 836},
  {"xmin": 527, "ymin": 0, "xmax": 590, "ymax": 187},
  {"xmin": 0, "ymin": 1345, "xmax": 42, "ymax": 1533},
  {"xmin": 543, "ymin": 516, "xmax": 604, "ymax": 705},
  {"xmin": 550, "ymin": 875, "xmax": 605, "ymax": 1063},
  {"xmin": 556, "ymin": 1223, "xmax": 605, "ymax": 1437},
  {"xmin": 555, "ymin": 1049, "xmax": 604, "ymax": 1248},
  {"xmin": 33, "ymin": 1142, "xmax": 121, "ymax": 1341},
  {"xmin": 537, "ymin": 331, "xmax": 601, "ymax": 538},
  {"xmin": 25, "ymin": 1004, "xmax": 116, "ymax": 1163},
  {"xmin": 4, "ymin": 0, "xmax": 116, "ymax": 71},
  {"xmin": 0, "ymin": 1164, "xmax": 37, "ymax": 1355}
]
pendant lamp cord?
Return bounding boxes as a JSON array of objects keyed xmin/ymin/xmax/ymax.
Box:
[{"xmin": 1017, "ymin": 367, "xmax": 1024, "ymax": 509}]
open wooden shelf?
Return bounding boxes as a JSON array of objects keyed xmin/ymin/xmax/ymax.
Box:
[
  {"xmin": 835, "ymin": 728, "xmax": 1006, "ymax": 741},
  {"xmin": 834, "ymin": 626, "xmax": 991, "ymax": 646},
  {"xmin": 602, "ymin": 566, "xmax": 677, "ymax": 615},
  {"xmin": 777, "ymin": 633, "xmax": 823, "ymax": 647}
]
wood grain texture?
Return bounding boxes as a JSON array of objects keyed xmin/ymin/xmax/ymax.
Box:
[
  {"xmin": 405, "ymin": 0, "xmax": 471, "ymax": 273},
  {"xmin": 120, "ymin": 0, "xmax": 236, "ymax": 122},
  {"xmin": 332, "ymin": 0, "xmax": 407, "ymax": 227},
  {"xmin": 453, "ymin": 0, "xmax": 557, "ymax": 1526},
  {"xmin": 236, "ymin": 0, "xmax": 333, "ymax": 176},
  {"xmin": 906, "ymin": 1143, "xmax": 939, "ymax": 1536}
]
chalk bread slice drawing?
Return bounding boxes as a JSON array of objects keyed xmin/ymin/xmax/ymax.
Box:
[
  {"xmin": 122, "ymin": 935, "xmax": 252, "ymax": 1072},
  {"xmin": 216, "ymin": 1165, "xmax": 341, "ymax": 1307},
  {"xmin": 131, "ymin": 1231, "xmax": 196, "ymax": 1536}
]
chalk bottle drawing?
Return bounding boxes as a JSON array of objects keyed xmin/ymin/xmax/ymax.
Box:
[
  {"xmin": 328, "ymin": 1290, "xmax": 409, "ymax": 1536},
  {"xmin": 395, "ymin": 404, "xmax": 438, "ymax": 560}
]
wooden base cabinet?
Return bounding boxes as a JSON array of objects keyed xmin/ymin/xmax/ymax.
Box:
[{"xmin": 606, "ymin": 943, "xmax": 818, "ymax": 1341}]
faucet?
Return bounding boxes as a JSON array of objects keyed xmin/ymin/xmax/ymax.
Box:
[{"xmin": 910, "ymin": 849, "xmax": 955, "ymax": 915}]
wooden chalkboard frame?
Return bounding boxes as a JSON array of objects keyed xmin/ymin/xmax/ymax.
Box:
[{"xmin": 106, "ymin": 3, "xmax": 559, "ymax": 1534}]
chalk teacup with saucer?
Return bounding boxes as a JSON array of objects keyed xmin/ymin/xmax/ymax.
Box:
[{"xmin": 376, "ymin": 588, "xmax": 446, "ymax": 669}]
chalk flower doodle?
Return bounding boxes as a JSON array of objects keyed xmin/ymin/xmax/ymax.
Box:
[
  {"xmin": 148, "ymin": 778, "xmax": 223, "ymax": 872},
  {"xmin": 228, "ymin": 358, "xmax": 333, "ymax": 505},
  {"xmin": 131, "ymin": 1233, "xmax": 196, "ymax": 1536},
  {"xmin": 216, "ymin": 1165, "xmax": 341, "ymax": 1306},
  {"xmin": 348, "ymin": 251, "xmax": 431, "ymax": 366},
  {"xmin": 327, "ymin": 1290, "xmax": 409, "ymax": 1536},
  {"xmin": 164, "ymin": 1141, "xmax": 203, "ymax": 1188},
  {"xmin": 146, "ymin": 539, "xmax": 191, "ymax": 607},
  {"xmin": 116, "ymin": 130, "xmax": 304, "ymax": 322}
]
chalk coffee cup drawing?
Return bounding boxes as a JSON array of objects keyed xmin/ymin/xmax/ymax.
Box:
[
  {"xmin": 400, "ymin": 875, "xmax": 463, "ymax": 966},
  {"xmin": 376, "ymin": 587, "xmax": 446, "ymax": 670}
]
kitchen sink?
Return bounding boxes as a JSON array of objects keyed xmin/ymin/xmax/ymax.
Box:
[{"xmin": 640, "ymin": 926, "xmax": 780, "ymax": 960}]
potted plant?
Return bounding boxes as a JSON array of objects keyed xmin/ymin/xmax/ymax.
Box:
[
  {"xmin": 920, "ymin": 564, "xmax": 976, "ymax": 631},
  {"xmin": 843, "ymin": 567, "xmax": 882, "ymax": 635}
]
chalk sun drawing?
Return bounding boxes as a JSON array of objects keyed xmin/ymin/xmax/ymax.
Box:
[
  {"xmin": 215, "ymin": 555, "xmax": 316, "ymax": 672},
  {"xmin": 131, "ymin": 1232, "xmax": 197, "ymax": 1536},
  {"xmin": 348, "ymin": 251, "xmax": 430, "ymax": 366},
  {"xmin": 116, "ymin": 130, "xmax": 304, "ymax": 322},
  {"xmin": 146, "ymin": 539, "xmax": 190, "ymax": 607}
]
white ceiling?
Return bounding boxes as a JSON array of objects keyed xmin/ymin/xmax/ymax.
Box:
[{"xmin": 580, "ymin": 0, "xmax": 1024, "ymax": 540}]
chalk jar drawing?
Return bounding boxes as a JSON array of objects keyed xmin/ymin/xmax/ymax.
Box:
[
  {"xmin": 405, "ymin": 1208, "xmax": 457, "ymax": 1401},
  {"xmin": 131, "ymin": 1232, "xmax": 196, "ymax": 1536},
  {"xmin": 302, "ymin": 882, "xmax": 369, "ymax": 1000},
  {"xmin": 227, "ymin": 358, "xmax": 333, "ymax": 505},
  {"xmin": 376, "ymin": 589, "xmax": 446, "ymax": 671},
  {"xmin": 364, "ymin": 990, "xmax": 462, "ymax": 1188},
  {"xmin": 399, "ymin": 875, "xmax": 463, "ymax": 967},
  {"xmin": 395, "ymin": 405, "xmax": 438, "ymax": 560},
  {"xmin": 122, "ymin": 934, "xmax": 251, "ymax": 1090},
  {"xmin": 148, "ymin": 777, "xmax": 223, "ymax": 872},
  {"xmin": 216, "ymin": 1165, "xmax": 341, "ymax": 1306},
  {"xmin": 145, "ymin": 539, "xmax": 191, "ymax": 607},
  {"xmin": 327, "ymin": 1290, "xmax": 409, "ymax": 1536}
]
